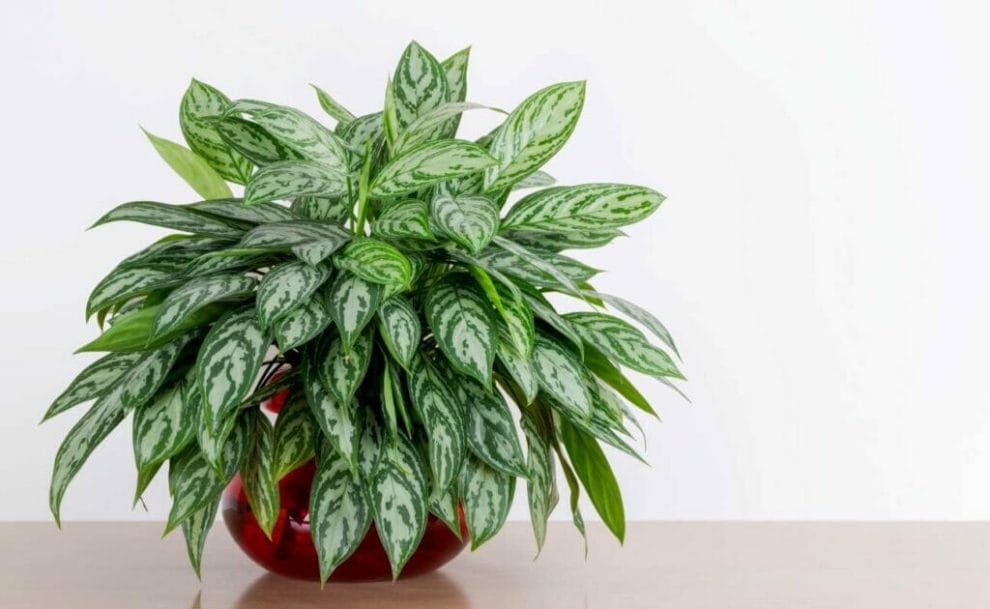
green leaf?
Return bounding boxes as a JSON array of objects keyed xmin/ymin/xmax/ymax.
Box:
[
  {"xmin": 519, "ymin": 289, "xmax": 584, "ymax": 356},
  {"xmin": 227, "ymin": 100, "xmax": 350, "ymax": 172},
  {"xmin": 44, "ymin": 352, "xmax": 142, "ymax": 421},
  {"xmin": 490, "ymin": 236, "xmax": 589, "ymax": 294},
  {"xmin": 502, "ymin": 183, "xmax": 664, "ymax": 232},
  {"xmin": 483, "ymin": 81, "xmax": 585, "ymax": 192},
  {"xmin": 180, "ymin": 80, "xmax": 252, "ymax": 184},
  {"xmin": 504, "ymin": 228, "xmax": 621, "ymax": 252},
  {"xmin": 215, "ymin": 116, "xmax": 302, "ymax": 165},
  {"xmin": 196, "ymin": 309, "xmax": 270, "ymax": 429},
  {"xmin": 459, "ymin": 456, "xmax": 515, "ymax": 550},
  {"xmin": 273, "ymin": 296, "xmax": 333, "ymax": 353},
  {"xmin": 424, "ymin": 277, "xmax": 497, "ymax": 385},
  {"xmin": 310, "ymin": 447, "xmax": 372, "ymax": 583},
  {"xmin": 243, "ymin": 160, "xmax": 348, "ymax": 206},
  {"xmin": 92, "ymin": 201, "xmax": 243, "ymax": 239},
  {"xmin": 373, "ymin": 199, "xmax": 436, "ymax": 241},
  {"xmin": 462, "ymin": 378, "xmax": 527, "ymax": 477},
  {"xmin": 581, "ymin": 344, "xmax": 656, "ymax": 417},
  {"xmin": 241, "ymin": 410, "xmax": 280, "ymax": 538},
  {"xmin": 377, "ymin": 296, "xmax": 422, "ymax": 369},
  {"xmin": 554, "ymin": 436, "xmax": 587, "ymax": 552},
  {"xmin": 77, "ymin": 302, "xmax": 228, "ymax": 353},
  {"xmin": 370, "ymin": 140, "xmax": 498, "ymax": 199},
  {"xmin": 272, "ymin": 397, "xmax": 317, "ymax": 479},
  {"xmin": 564, "ymin": 312, "xmax": 683, "ymax": 379},
  {"xmin": 181, "ymin": 494, "xmax": 219, "ymax": 579},
  {"xmin": 391, "ymin": 41, "xmax": 450, "ymax": 137},
  {"xmin": 152, "ymin": 274, "xmax": 256, "ymax": 339},
  {"xmin": 188, "ymin": 199, "xmax": 295, "ymax": 225},
  {"xmin": 256, "ymin": 261, "xmax": 332, "ymax": 329},
  {"xmin": 394, "ymin": 102, "xmax": 489, "ymax": 154},
  {"xmin": 290, "ymin": 196, "xmax": 350, "ymax": 224},
  {"xmin": 483, "ymin": 279, "xmax": 535, "ymax": 358},
  {"xmin": 311, "ymin": 84, "xmax": 357, "ymax": 125},
  {"xmin": 143, "ymin": 129, "xmax": 234, "ymax": 200},
  {"xmin": 304, "ymin": 362, "xmax": 361, "ymax": 471},
  {"xmin": 531, "ymin": 334, "xmax": 592, "ymax": 419},
  {"xmin": 338, "ymin": 112, "xmax": 384, "ymax": 159},
  {"xmin": 49, "ymin": 383, "xmax": 128, "ymax": 525},
  {"xmin": 132, "ymin": 379, "xmax": 197, "ymax": 491},
  {"xmin": 119, "ymin": 336, "xmax": 190, "ymax": 410},
  {"xmin": 495, "ymin": 339, "xmax": 538, "ymax": 405},
  {"xmin": 407, "ymin": 354, "xmax": 466, "ymax": 494},
  {"xmin": 191, "ymin": 401, "xmax": 251, "ymax": 481},
  {"xmin": 166, "ymin": 447, "xmax": 223, "ymax": 534},
  {"xmin": 368, "ymin": 436, "xmax": 429, "ymax": 579},
  {"xmin": 118, "ymin": 236, "xmax": 231, "ymax": 270},
  {"xmin": 334, "ymin": 238, "xmax": 412, "ymax": 287},
  {"xmin": 85, "ymin": 266, "xmax": 177, "ymax": 320},
  {"xmin": 429, "ymin": 486, "xmax": 463, "ymax": 539},
  {"xmin": 326, "ymin": 272, "xmax": 383, "ymax": 348},
  {"xmin": 320, "ymin": 332, "xmax": 372, "ymax": 405},
  {"xmin": 439, "ymin": 47, "xmax": 471, "ymax": 138},
  {"xmin": 558, "ymin": 416, "xmax": 625, "ymax": 543},
  {"xmin": 431, "ymin": 194, "xmax": 499, "ymax": 253},
  {"xmin": 237, "ymin": 220, "xmax": 350, "ymax": 265},
  {"xmin": 588, "ymin": 292, "xmax": 680, "ymax": 359},
  {"xmin": 512, "ymin": 170, "xmax": 557, "ymax": 191},
  {"xmin": 522, "ymin": 414, "xmax": 557, "ymax": 554}
]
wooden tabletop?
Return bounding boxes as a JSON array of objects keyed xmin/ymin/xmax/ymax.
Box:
[{"xmin": 3, "ymin": 522, "xmax": 990, "ymax": 608}]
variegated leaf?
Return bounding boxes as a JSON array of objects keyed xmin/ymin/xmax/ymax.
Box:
[
  {"xmin": 531, "ymin": 334, "xmax": 592, "ymax": 419},
  {"xmin": 520, "ymin": 290, "xmax": 585, "ymax": 355},
  {"xmin": 337, "ymin": 112, "xmax": 384, "ymax": 159},
  {"xmin": 273, "ymin": 297, "xmax": 333, "ymax": 353},
  {"xmin": 44, "ymin": 352, "xmax": 142, "ymax": 421},
  {"xmin": 439, "ymin": 47, "xmax": 471, "ymax": 138},
  {"xmin": 369, "ymin": 140, "xmax": 497, "ymax": 199},
  {"xmin": 120, "ymin": 336, "xmax": 190, "ymax": 410},
  {"xmin": 503, "ymin": 228, "xmax": 622, "ymax": 252},
  {"xmin": 334, "ymin": 238, "xmax": 412, "ymax": 287},
  {"xmin": 237, "ymin": 220, "xmax": 350, "ymax": 265},
  {"xmin": 394, "ymin": 102, "xmax": 488, "ymax": 154},
  {"xmin": 196, "ymin": 309, "xmax": 270, "ymax": 428},
  {"xmin": 431, "ymin": 194, "xmax": 498, "ymax": 253},
  {"xmin": 256, "ymin": 261, "xmax": 332, "ymax": 329},
  {"xmin": 326, "ymin": 272, "xmax": 383, "ymax": 348},
  {"xmin": 373, "ymin": 199, "xmax": 435, "ymax": 241},
  {"xmin": 357, "ymin": 414, "xmax": 384, "ymax": 481},
  {"xmin": 310, "ymin": 448, "xmax": 372, "ymax": 583},
  {"xmin": 216, "ymin": 116, "xmax": 302, "ymax": 165},
  {"xmin": 564, "ymin": 312, "xmax": 683, "ymax": 379},
  {"xmin": 180, "ymin": 79, "xmax": 252, "ymax": 184},
  {"xmin": 273, "ymin": 398, "xmax": 318, "ymax": 480},
  {"xmin": 502, "ymin": 183, "xmax": 664, "ymax": 232},
  {"xmin": 119, "ymin": 236, "xmax": 231, "ymax": 270},
  {"xmin": 496, "ymin": 339, "xmax": 538, "ymax": 405},
  {"xmin": 86, "ymin": 266, "xmax": 178, "ymax": 319},
  {"xmin": 377, "ymin": 296, "xmax": 421, "ymax": 369},
  {"xmin": 243, "ymin": 160, "xmax": 348, "ymax": 206},
  {"xmin": 181, "ymin": 494, "xmax": 220, "ymax": 578},
  {"xmin": 512, "ymin": 170, "xmax": 557, "ymax": 191},
  {"xmin": 424, "ymin": 277, "xmax": 497, "ymax": 384},
  {"xmin": 290, "ymin": 196, "xmax": 350, "ymax": 225},
  {"xmin": 183, "ymin": 252, "xmax": 269, "ymax": 278},
  {"xmin": 49, "ymin": 384, "xmax": 128, "ymax": 525},
  {"xmin": 490, "ymin": 236, "xmax": 592, "ymax": 293},
  {"xmin": 459, "ymin": 456, "xmax": 515, "ymax": 550},
  {"xmin": 522, "ymin": 414, "xmax": 557, "ymax": 553},
  {"xmin": 483, "ymin": 81, "xmax": 585, "ymax": 192},
  {"xmin": 311, "ymin": 84, "xmax": 357, "ymax": 125},
  {"xmin": 392, "ymin": 42, "xmax": 449, "ymax": 136},
  {"xmin": 491, "ymin": 281, "xmax": 535, "ymax": 358},
  {"xmin": 91, "ymin": 201, "xmax": 243, "ymax": 238},
  {"xmin": 188, "ymin": 199, "xmax": 295, "ymax": 224},
  {"xmin": 152, "ymin": 274, "xmax": 256, "ymax": 339},
  {"xmin": 589, "ymin": 292, "xmax": 680, "ymax": 359},
  {"xmin": 228, "ymin": 100, "xmax": 349, "ymax": 172},
  {"xmin": 319, "ymin": 332, "xmax": 373, "ymax": 406},
  {"xmin": 132, "ymin": 380, "xmax": 197, "ymax": 477},
  {"xmin": 429, "ymin": 486, "xmax": 463, "ymax": 539},
  {"xmin": 241, "ymin": 410, "xmax": 279, "ymax": 537},
  {"xmin": 143, "ymin": 129, "xmax": 234, "ymax": 200},
  {"xmin": 462, "ymin": 379, "xmax": 527, "ymax": 477},
  {"xmin": 407, "ymin": 354, "xmax": 466, "ymax": 493},
  {"xmin": 369, "ymin": 436, "xmax": 429, "ymax": 579},
  {"xmin": 77, "ymin": 301, "xmax": 228, "ymax": 354},
  {"xmin": 304, "ymin": 363, "xmax": 361, "ymax": 471}
]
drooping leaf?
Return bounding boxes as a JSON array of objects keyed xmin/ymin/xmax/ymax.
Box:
[
  {"xmin": 310, "ymin": 447, "xmax": 372, "ymax": 583},
  {"xmin": 243, "ymin": 160, "xmax": 348, "ymax": 206},
  {"xmin": 240, "ymin": 410, "xmax": 279, "ymax": 538},
  {"xmin": 512, "ymin": 170, "xmax": 557, "ymax": 191},
  {"xmin": 431, "ymin": 194, "xmax": 499, "ymax": 253},
  {"xmin": 462, "ymin": 379, "xmax": 527, "ymax": 477},
  {"xmin": 188, "ymin": 199, "xmax": 295, "ymax": 225},
  {"xmin": 272, "ymin": 397, "xmax": 318, "ymax": 480},
  {"xmin": 490, "ymin": 236, "xmax": 588, "ymax": 294},
  {"xmin": 44, "ymin": 352, "xmax": 142, "ymax": 421},
  {"xmin": 85, "ymin": 266, "xmax": 178, "ymax": 320},
  {"xmin": 119, "ymin": 336, "xmax": 191, "ymax": 410},
  {"xmin": 369, "ymin": 140, "xmax": 497, "ymax": 199},
  {"xmin": 373, "ymin": 199, "xmax": 435, "ymax": 241},
  {"xmin": 180, "ymin": 79, "xmax": 253, "ymax": 184},
  {"xmin": 439, "ymin": 47, "xmax": 471, "ymax": 137},
  {"xmin": 132, "ymin": 379, "xmax": 197, "ymax": 486},
  {"xmin": 334, "ymin": 238, "xmax": 412, "ymax": 287},
  {"xmin": 564, "ymin": 312, "xmax": 683, "ymax": 379},
  {"xmin": 459, "ymin": 456, "xmax": 515, "ymax": 550},
  {"xmin": 558, "ymin": 416, "xmax": 625, "ymax": 543},
  {"xmin": 424, "ymin": 277, "xmax": 497, "ymax": 385},
  {"xmin": 165, "ymin": 447, "xmax": 222, "ymax": 534},
  {"xmin": 311, "ymin": 84, "xmax": 357, "ymax": 125},
  {"xmin": 368, "ymin": 436, "xmax": 429, "ymax": 579},
  {"xmin": 391, "ymin": 41, "xmax": 450, "ymax": 137},
  {"xmin": 502, "ymin": 183, "xmax": 664, "ymax": 232},
  {"xmin": 326, "ymin": 272, "xmax": 382, "ymax": 348},
  {"xmin": 521, "ymin": 414, "xmax": 557, "ymax": 554},
  {"xmin": 429, "ymin": 485, "xmax": 463, "ymax": 539},
  {"xmin": 143, "ymin": 129, "xmax": 234, "ymax": 200},
  {"xmin": 256, "ymin": 261, "xmax": 332, "ymax": 329},
  {"xmin": 196, "ymin": 309, "xmax": 270, "ymax": 429},
  {"xmin": 320, "ymin": 332, "xmax": 373, "ymax": 405},
  {"xmin": 91, "ymin": 201, "xmax": 243, "ymax": 238},
  {"xmin": 77, "ymin": 302, "xmax": 228, "ymax": 353},
  {"xmin": 377, "ymin": 296, "xmax": 422, "ymax": 369},
  {"xmin": 118, "ymin": 236, "xmax": 232, "ymax": 270},
  {"xmin": 304, "ymin": 362, "xmax": 361, "ymax": 471},
  {"xmin": 181, "ymin": 494, "xmax": 220, "ymax": 579},
  {"xmin": 152, "ymin": 274, "xmax": 256, "ymax": 339},
  {"xmin": 406, "ymin": 354, "xmax": 466, "ymax": 494},
  {"xmin": 483, "ymin": 81, "xmax": 585, "ymax": 192},
  {"xmin": 581, "ymin": 344, "xmax": 656, "ymax": 417},
  {"xmin": 530, "ymin": 334, "xmax": 592, "ymax": 419},
  {"xmin": 273, "ymin": 297, "xmax": 333, "ymax": 353},
  {"xmin": 519, "ymin": 289, "xmax": 585, "ymax": 356},
  {"xmin": 236, "ymin": 220, "xmax": 350, "ymax": 265},
  {"xmin": 583, "ymin": 292, "xmax": 680, "ymax": 359},
  {"xmin": 495, "ymin": 339, "xmax": 538, "ymax": 405}
]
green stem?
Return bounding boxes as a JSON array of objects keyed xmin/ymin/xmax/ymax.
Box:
[{"xmin": 354, "ymin": 141, "xmax": 373, "ymax": 236}]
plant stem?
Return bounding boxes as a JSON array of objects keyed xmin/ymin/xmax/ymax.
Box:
[{"xmin": 353, "ymin": 141, "xmax": 373, "ymax": 236}]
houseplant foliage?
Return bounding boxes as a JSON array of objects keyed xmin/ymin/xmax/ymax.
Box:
[{"xmin": 44, "ymin": 41, "xmax": 684, "ymax": 583}]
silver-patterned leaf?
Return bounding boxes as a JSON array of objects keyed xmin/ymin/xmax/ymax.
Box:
[
  {"xmin": 394, "ymin": 102, "xmax": 488, "ymax": 154},
  {"xmin": 152, "ymin": 274, "xmax": 256, "ymax": 339},
  {"xmin": 391, "ymin": 41, "xmax": 449, "ymax": 137},
  {"xmin": 490, "ymin": 236, "xmax": 591, "ymax": 294},
  {"xmin": 520, "ymin": 290, "xmax": 584, "ymax": 355},
  {"xmin": 91, "ymin": 201, "xmax": 243, "ymax": 238},
  {"xmin": 216, "ymin": 116, "xmax": 302, "ymax": 165},
  {"xmin": 310, "ymin": 448, "xmax": 372, "ymax": 584},
  {"xmin": 334, "ymin": 238, "xmax": 412, "ymax": 287},
  {"xmin": 44, "ymin": 352, "xmax": 142, "ymax": 421},
  {"xmin": 377, "ymin": 296, "xmax": 422, "ymax": 369},
  {"xmin": 228, "ymin": 100, "xmax": 350, "ymax": 172},
  {"xmin": 512, "ymin": 170, "xmax": 557, "ymax": 191},
  {"xmin": 273, "ymin": 297, "xmax": 333, "ymax": 353},
  {"xmin": 241, "ymin": 410, "xmax": 279, "ymax": 537},
  {"xmin": 183, "ymin": 252, "xmax": 269, "ymax": 278},
  {"xmin": 337, "ymin": 112, "xmax": 384, "ymax": 159},
  {"xmin": 118, "ymin": 236, "xmax": 231, "ymax": 270},
  {"xmin": 311, "ymin": 84, "xmax": 357, "ymax": 125},
  {"xmin": 369, "ymin": 140, "xmax": 497, "ymax": 199},
  {"xmin": 243, "ymin": 160, "xmax": 348, "ymax": 206},
  {"xmin": 373, "ymin": 199, "xmax": 436, "ymax": 241},
  {"xmin": 326, "ymin": 272, "xmax": 383, "ymax": 348},
  {"xmin": 459, "ymin": 456, "xmax": 516, "ymax": 550},
  {"xmin": 591, "ymin": 292, "xmax": 680, "ymax": 359},
  {"xmin": 120, "ymin": 336, "xmax": 190, "ymax": 410},
  {"xmin": 143, "ymin": 130, "xmax": 234, "ymax": 200},
  {"xmin": 424, "ymin": 277, "xmax": 497, "ymax": 385},
  {"xmin": 522, "ymin": 415, "xmax": 557, "ymax": 554},
  {"xmin": 369, "ymin": 436, "xmax": 429, "ymax": 579},
  {"xmin": 564, "ymin": 312, "xmax": 683, "ymax": 379},
  {"xmin": 502, "ymin": 183, "xmax": 664, "ymax": 232},
  {"xmin": 181, "ymin": 493, "xmax": 220, "ymax": 578},
  {"xmin": 132, "ymin": 380, "xmax": 197, "ymax": 477},
  {"xmin": 431, "ymin": 194, "xmax": 499, "ymax": 253},
  {"xmin": 530, "ymin": 334, "xmax": 592, "ymax": 419},
  {"xmin": 273, "ymin": 398, "xmax": 318, "ymax": 480},
  {"xmin": 483, "ymin": 81, "xmax": 585, "ymax": 192},
  {"xmin": 256, "ymin": 261, "xmax": 332, "ymax": 329},
  {"xmin": 439, "ymin": 47, "xmax": 470, "ymax": 138},
  {"xmin": 406, "ymin": 354, "xmax": 466, "ymax": 493},
  {"xmin": 290, "ymin": 196, "xmax": 350, "ymax": 225},
  {"xmin": 196, "ymin": 309, "xmax": 270, "ymax": 428},
  {"xmin": 86, "ymin": 266, "xmax": 178, "ymax": 319},
  {"xmin": 502, "ymin": 228, "xmax": 622, "ymax": 252},
  {"xmin": 180, "ymin": 80, "xmax": 253, "ymax": 184},
  {"xmin": 304, "ymin": 364, "xmax": 361, "ymax": 471},
  {"xmin": 462, "ymin": 379, "xmax": 527, "ymax": 477},
  {"xmin": 237, "ymin": 220, "xmax": 350, "ymax": 265},
  {"xmin": 490, "ymin": 281, "xmax": 535, "ymax": 358},
  {"xmin": 319, "ymin": 332, "xmax": 373, "ymax": 405},
  {"xmin": 429, "ymin": 486, "xmax": 463, "ymax": 539},
  {"xmin": 496, "ymin": 339, "xmax": 538, "ymax": 405},
  {"xmin": 188, "ymin": 199, "xmax": 295, "ymax": 224}
]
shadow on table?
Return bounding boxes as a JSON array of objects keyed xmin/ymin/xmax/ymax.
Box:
[{"xmin": 227, "ymin": 571, "xmax": 469, "ymax": 608}]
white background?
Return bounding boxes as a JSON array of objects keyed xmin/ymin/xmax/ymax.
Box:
[{"xmin": 2, "ymin": 0, "xmax": 989, "ymax": 524}]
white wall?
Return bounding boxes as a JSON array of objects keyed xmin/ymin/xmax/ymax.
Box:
[{"xmin": 2, "ymin": 0, "xmax": 988, "ymax": 522}]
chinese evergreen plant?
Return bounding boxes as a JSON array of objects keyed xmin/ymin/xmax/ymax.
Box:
[{"xmin": 44, "ymin": 41, "xmax": 684, "ymax": 583}]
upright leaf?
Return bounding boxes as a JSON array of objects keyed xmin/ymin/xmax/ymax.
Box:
[
  {"xmin": 459, "ymin": 456, "xmax": 515, "ymax": 550},
  {"xmin": 326, "ymin": 272, "xmax": 382, "ymax": 348},
  {"xmin": 391, "ymin": 42, "xmax": 449, "ymax": 136},
  {"xmin": 256, "ymin": 261, "xmax": 332, "ymax": 329},
  {"xmin": 196, "ymin": 309, "xmax": 270, "ymax": 428},
  {"xmin": 180, "ymin": 79, "xmax": 252, "ymax": 184},
  {"xmin": 431, "ymin": 194, "xmax": 499, "ymax": 253},
  {"xmin": 370, "ymin": 140, "xmax": 497, "ymax": 199},
  {"xmin": 395, "ymin": 102, "xmax": 489, "ymax": 153},
  {"xmin": 216, "ymin": 116, "xmax": 302, "ymax": 165},
  {"xmin": 143, "ymin": 129, "xmax": 234, "ymax": 200},
  {"xmin": 310, "ymin": 448, "xmax": 372, "ymax": 583},
  {"xmin": 311, "ymin": 84, "xmax": 357, "ymax": 124},
  {"xmin": 439, "ymin": 47, "xmax": 471, "ymax": 137},
  {"xmin": 424, "ymin": 277, "xmax": 497, "ymax": 385},
  {"xmin": 368, "ymin": 436, "xmax": 429, "ymax": 579}
]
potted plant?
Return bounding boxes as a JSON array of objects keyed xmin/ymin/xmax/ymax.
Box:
[{"xmin": 43, "ymin": 41, "xmax": 684, "ymax": 584}]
